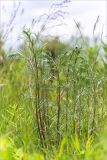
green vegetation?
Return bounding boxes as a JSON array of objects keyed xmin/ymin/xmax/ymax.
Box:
[{"xmin": 0, "ymin": 28, "xmax": 107, "ymax": 160}]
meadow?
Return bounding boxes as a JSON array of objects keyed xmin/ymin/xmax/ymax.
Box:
[{"xmin": 0, "ymin": 1, "xmax": 107, "ymax": 159}]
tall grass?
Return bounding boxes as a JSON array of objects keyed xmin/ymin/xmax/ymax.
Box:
[{"xmin": 0, "ymin": 26, "xmax": 107, "ymax": 159}]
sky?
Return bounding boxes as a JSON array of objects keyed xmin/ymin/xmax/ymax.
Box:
[{"xmin": 0, "ymin": 0, "xmax": 107, "ymax": 50}]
